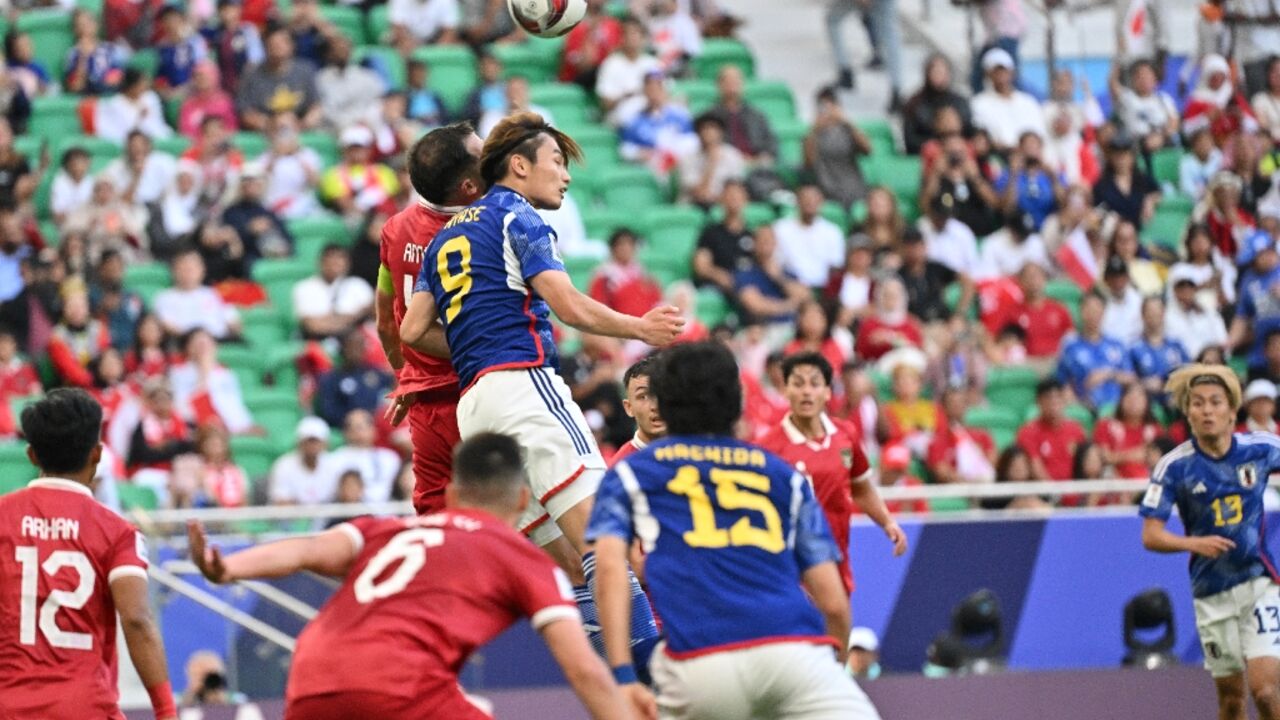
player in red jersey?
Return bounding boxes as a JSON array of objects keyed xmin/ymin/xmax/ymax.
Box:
[
  {"xmin": 375, "ymin": 122, "xmax": 487, "ymax": 515},
  {"xmin": 609, "ymin": 356, "xmax": 666, "ymax": 467},
  {"xmin": 0, "ymin": 389, "xmax": 177, "ymax": 720},
  {"xmin": 758, "ymin": 352, "xmax": 908, "ymax": 593},
  {"xmin": 188, "ymin": 432, "xmax": 653, "ymax": 720}
]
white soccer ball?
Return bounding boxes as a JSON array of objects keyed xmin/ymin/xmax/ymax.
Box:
[{"xmin": 507, "ymin": 0, "xmax": 586, "ymax": 38}]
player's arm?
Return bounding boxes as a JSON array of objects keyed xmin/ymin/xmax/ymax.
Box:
[
  {"xmin": 375, "ymin": 265, "xmax": 405, "ymax": 370},
  {"xmin": 530, "ymin": 270, "xmax": 684, "ymax": 347},
  {"xmin": 1141, "ymin": 516, "xmax": 1235, "ymax": 557},
  {"xmin": 541, "ymin": 617, "xmax": 651, "ymax": 720},
  {"xmin": 187, "ymin": 520, "xmax": 360, "ymax": 582},
  {"xmin": 849, "ymin": 475, "xmax": 908, "ymax": 557},
  {"xmin": 793, "ymin": 472, "xmax": 851, "ymax": 662},
  {"xmin": 112, "ymin": 575, "xmax": 178, "ymax": 720},
  {"xmin": 399, "ymin": 289, "xmax": 443, "ymax": 354},
  {"xmin": 801, "ymin": 562, "xmax": 851, "ymax": 664}
]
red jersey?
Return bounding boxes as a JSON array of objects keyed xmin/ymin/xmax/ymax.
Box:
[
  {"xmin": 854, "ymin": 316, "xmax": 923, "ymax": 361},
  {"xmin": 0, "ymin": 478, "xmax": 149, "ymax": 719},
  {"xmin": 380, "ymin": 202, "xmax": 460, "ymax": 395},
  {"xmin": 758, "ymin": 414, "xmax": 871, "ymax": 593},
  {"xmin": 587, "ymin": 261, "xmax": 663, "ymax": 318},
  {"xmin": 926, "ymin": 423, "xmax": 996, "ymax": 479},
  {"xmin": 1016, "ymin": 417, "xmax": 1087, "ymax": 481},
  {"xmin": 287, "ymin": 510, "xmax": 578, "ymax": 704},
  {"xmin": 1093, "ymin": 418, "xmax": 1159, "ymax": 479},
  {"xmin": 989, "ymin": 298, "xmax": 1073, "ymax": 358},
  {"xmin": 609, "ymin": 434, "xmax": 649, "ymax": 467}
]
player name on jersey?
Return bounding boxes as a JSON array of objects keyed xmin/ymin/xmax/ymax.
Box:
[
  {"xmin": 402, "ymin": 242, "xmax": 428, "ymax": 265},
  {"xmin": 21, "ymin": 516, "xmax": 81, "ymax": 540},
  {"xmin": 652, "ymin": 443, "xmax": 768, "ymax": 468}
]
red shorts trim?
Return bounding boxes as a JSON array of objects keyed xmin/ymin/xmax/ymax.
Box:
[
  {"xmin": 663, "ymin": 635, "xmax": 840, "ymax": 661},
  {"xmin": 540, "ymin": 464, "xmax": 586, "ymax": 505},
  {"xmin": 520, "ymin": 512, "xmax": 553, "ymax": 535}
]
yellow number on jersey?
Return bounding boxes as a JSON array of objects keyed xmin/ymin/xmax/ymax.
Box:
[
  {"xmin": 667, "ymin": 465, "xmax": 784, "ymax": 553},
  {"xmin": 1212, "ymin": 494, "xmax": 1243, "ymax": 527},
  {"xmin": 437, "ymin": 235, "xmax": 473, "ymax": 323}
]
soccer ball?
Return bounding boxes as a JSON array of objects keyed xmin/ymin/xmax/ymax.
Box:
[{"xmin": 507, "ymin": 0, "xmax": 586, "ymax": 38}]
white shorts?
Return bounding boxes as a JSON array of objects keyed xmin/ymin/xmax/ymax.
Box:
[
  {"xmin": 649, "ymin": 641, "xmax": 881, "ymax": 720},
  {"xmin": 457, "ymin": 367, "xmax": 606, "ymax": 545},
  {"xmin": 1194, "ymin": 576, "xmax": 1280, "ymax": 677}
]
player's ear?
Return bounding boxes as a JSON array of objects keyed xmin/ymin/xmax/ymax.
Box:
[{"xmin": 622, "ymin": 397, "xmax": 634, "ymax": 418}]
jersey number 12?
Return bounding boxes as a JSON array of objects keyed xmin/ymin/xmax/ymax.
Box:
[{"xmin": 15, "ymin": 547, "xmax": 96, "ymax": 650}]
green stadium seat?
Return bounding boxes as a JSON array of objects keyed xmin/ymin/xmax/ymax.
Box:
[
  {"xmin": 0, "ymin": 470, "xmax": 32, "ymax": 496},
  {"xmin": 415, "ymin": 46, "xmax": 478, "ymax": 112},
  {"xmin": 984, "ymin": 365, "xmax": 1042, "ymax": 414},
  {"xmin": 229, "ymin": 435, "xmax": 277, "ymax": 481},
  {"xmin": 565, "ymin": 123, "xmax": 620, "ymax": 169},
  {"xmin": 863, "ymin": 155, "xmax": 922, "ymax": 212},
  {"xmin": 287, "ymin": 214, "xmax": 350, "ymax": 263},
  {"xmin": 563, "ymin": 255, "xmax": 597, "ymax": 292},
  {"xmin": 1045, "ymin": 279, "xmax": 1083, "ymax": 309},
  {"xmin": 671, "ymin": 79, "xmax": 718, "ymax": 116},
  {"xmin": 15, "ymin": 135, "xmax": 43, "ymax": 161},
  {"xmin": 692, "ymin": 38, "xmax": 755, "ymax": 80},
  {"xmin": 55, "ymin": 135, "xmax": 122, "ymax": 165},
  {"xmin": 246, "ymin": 388, "xmax": 303, "ymax": 446},
  {"xmin": 494, "ymin": 43, "xmax": 555, "ymax": 83},
  {"xmin": 152, "ymin": 136, "xmax": 192, "ymax": 157},
  {"xmin": 582, "ymin": 206, "xmax": 634, "ymax": 242},
  {"xmin": 253, "ymin": 259, "xmax": 312, "ymax": 316},
  {"xmin": 300, "ymin": 131, "xmax": 340, "ymax": 167},
  {"xmin": 530, "ymin": 82, "xmax": 594, "ymax": 126},
  {"xmin": 365, "ymin": 4, "xmax": 390, "ymax": 42},
  {"xmin": 123, "ymin": 261, "xmax": 171, "ymax": 288},
  {"xmin": 695, "ymin": 287, "xmax": 732, "ymax": 328},
  {"xmin": 29, "ymin": 95, "xmax": 84, "ymax": 143},
  {"xmin": 231, "ymin": 132, "xmax": 269, "ymax": 158},
  {"xmin": 126, "ymin": 48, "xmax": 159, "ymax": 75},
  {"xmin": 320, "ymin": 5, "xmax": 367, "ymax": 44},
  {"xmin": 928, "ymin": 497, "xmax": 971, "ymax": 512},
  {"xmin": 75, "ymin": 0, "xmax": 102, "ymax": 13},
  {"xmin": 641, "ymin": 204, "xmax": 706, "ymax": 261},
  {"xmin": 744, "ymin": 81, "xmax": 796, "ymax": 126},
  {"xmin": 528, "ymin": 36, "xmax": 566, "ymax": 81},
  {"xmin": 597, "ymin": 166, "xmax": 665, "ymax": 212},
  {"xmin": 354, "ymin": 45, "xmax": 405, "ymax": 91},
  {"xmin": 964, "ymin": 406, "xmax": 1022, "ymax": 451},
  {"xmin": 773, "ymin": 118, "xmax": 807, "ymax": 169},
  {"xmin": 240, "ymin": 306, "xmax": 289, "ymax": 349},
  {"xmin": 117, "ymin": 483, "xmax": 158, "ymax": 511},
  {"xmin": 17, "ymin": 11, "xmax": 74, "ymax": 86},
  {"xmin": 1143, "ymin": 206, "xmax": 1191, "ymax": 253},
  {"xmin": 743, "ymin": 202, "xmax": 778, "ymax": 229},
  {"xmin": 262, "ymin": 342, "xmax": 305, "ymax": 397},
  {"xmin": 856, "ymin": 118, "xmax": 897, "ymax": 156},
  {"xmin": 1150, "ymin": 147, "xmax": 1182, "ymax": 187},
  {"xmin": 219, "ymin": 343, "xmax": 267, "ymax": 388}
]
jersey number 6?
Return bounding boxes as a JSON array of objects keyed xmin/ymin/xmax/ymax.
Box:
[
  {"xmin": 437, "ymin": 235, "xmax": 473, "ymax": 323},
  {"xmin": 353, "ymin": 528, "xmax": 445, "ymax": 603},
  {"xmin": 668, "ymin": 466, "xmax": 785, "ymax": 553}
]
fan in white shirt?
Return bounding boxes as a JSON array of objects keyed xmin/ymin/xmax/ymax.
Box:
[
  {"xmin": 976, "ymin": 213, "xmax": 1049, "ymax": 281},
  {"xmin": 102, "ymin": 132, "xmax": 177, "ymax": 205},
  {"xmin": 1164, "ymin": 267, "xmax": 1229, "ymax": 361},
  {"xmin": 970, "ymin": 48, "xmax": 1046, "ymax": 152},
  {"xmin": 153, "ymin": 249, "xmax": 242, "ymax": 340},
  {"xmin": 596, "ymin": 17, "xmax": 663, "ymax": 127},
  {"xmin": 260, "ymin": 113, "xmax": 323, "ymax": 219},
  {"xmin": 49, "ymin": 147, "xmax": 94, "ymax": 225},
  {"xmin": 292, "ymin": 244, "xmax": 375, "ymax": 342},
  {"xmin": 919, "ymin": 197, "xmax": 982, "ymax": 278},
  {"xmin": 773, "ymin": 185, "xmax": 845, "ymax": 288},
  {"xmin": 327, "ymin": 409, "xmax": 402, "ymax": 503},
  {"xmin": 93, "ymin": 68, "xmax": 174, "ymax": 144},
  {"xmin": 388, "ymin": 0, "xmax": 459, "ymax": 53},
  {"xmin": 1099, "ymin": 257, "xmax": 1143, "ymax": 344},
  {"xmin": 269, "ymin": 417, "xmax": 342, "ymax": 506}
]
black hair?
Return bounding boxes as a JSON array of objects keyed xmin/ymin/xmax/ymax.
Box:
[
  {"xmin": 158, "ymin": 4, "xmax": 182, "ymax": 19},
  {"xmin": 693, "ymin": 113, "xmax": 726, "ymax": 133},
  {"xmin": 815, "ymin": 86, "xmax": 838, "ymax": 105},
  {"xmin": 20, "ymin": 388, "xmax": 103, "ymax": 475},
  {"xmin": 408, "ymin": 122, "xmax": 480, "ymax": 203},
  {"xmin": 1071, "ymin": 441, "xmax": 1103, "ymax": 480},
  {"xmin": 994, "ymin": 445, "xmax": 1030, "ymax": 482},
  {"xmin": 479, "ymin": 112, "xmax": 583, "ymax": 187},
  {"xmin": 170, "ymin": 245, "xmax": 201, "ymax": 263},
  {"xmin": 2, "ymin": 31, "xmax": 19, "ymax": 61},
  {"xmin": 122, "ymin": 67, "xmax": 146, "ymax": 90},
  {"xmin": 60, "ymin": 146, "xmax": 90, "ymax": 168},
  {"xmin": 781, "ymin": 351, "xmax": 833, "ymax": 386},
  {"xmin": 996, "ymin": 323, "xmax": 1026, "ymax": 342},
  {"xmin": 608, "ymin": 227, "xmax": 638, "ymax": 249},
  {"xmin": 1035, "ymin": 378, "xmax": 1065, "ymax": 398},
  {"xmin": 619, "ymin": 13, "xmax": 645, "ymax": 29},
  {"xmin": 623, "ymin": 354, "xmax": 659, "ymax": 390},
  {"xmin": 407, "ymin": 58, "xmax": 427, "ymax": 72},
  {"xmin": 452, "ymin": 432, "xmax": 526, "ymax": 503},
  {"xmin": 651, "ymin": 341, "xmax": 742, "ymax": 436},
  {"xmin": 1081, "ymin": 290, "xmax": 1106, "ymax": 308},
  {"xmin": 320, "ymin": 242, "xmax": 348, "ymax": 258}
]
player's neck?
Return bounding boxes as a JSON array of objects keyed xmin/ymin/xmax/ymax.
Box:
[
  {"xmin": 40, "ymin": 468, "xmax": 95, "ymax": 488},
  {"xmin": 1195, "ymin": 432, "xmax": 1233, "ymax": 459},
  {"xmin": 790, "ymin": 413, "xmax": 825, "ymax": 440}
]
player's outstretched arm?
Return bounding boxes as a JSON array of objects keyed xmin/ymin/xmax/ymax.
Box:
[
  {"xmin": 531, "ymin": 271, "xmax": 684, "ymax": 346},
  {"xmin": 399, "ymin": 290, "xmax": 443, "ymax": 354},
  {"xmin": 850, "ymin": 478, "xmax": 908, "ymax": 557},
  {"xmin": 374, "ymin": 279, "xmax": 405, "ymax": 371},
  {"xmin": 1141, "ymin": 516, "xmax": 1236, "ymax": 558},
  {"xmin": 187, "ymin": 520, "xmax": 361, "ymax": 583},
  {"xmin": 542, "ymin": 617, "xmax": 654, "ymax": 720},
  {"xmin": 591, "ymin": 535, "xmax": 657, "ymax": 720},
  {"xmin": 112, "ymin": 575, "xmax": 178, "ymax": 720},
  {"xmin": 801, "ymin": 562, "xmax": 852, "ymax": 664}
]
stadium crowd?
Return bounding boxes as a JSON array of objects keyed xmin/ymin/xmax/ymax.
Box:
[{"xmin": 0, "ymin": 0, "xmax": 1279, "ymax": 517}]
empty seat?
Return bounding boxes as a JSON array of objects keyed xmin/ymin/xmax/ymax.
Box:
[
  {"xmin": 493, "ymin": 42, "xmax": 555, "ymax": 83},
  {"xmin": 692, "ymin": 38, "xmax": 755, "ymax": 80},
  {"xmin": 414, "ymin": 45, "xmax": 478, "ymax": 113},
  {"xmin": 597, "ymin": 166, "xmax": 666, "ymax": 212},
  {"xmin": 354, "ymin": 44, "xmax": 405, "ymax": 90},
  {"xmin": 530, "ymin": 82, "xmax": 594, "ymax": 126},
  {"xmin": 17, "ymin": 11, "xmax": 74, "ymax": 86},
  {"xmin": 319, "ymin": 5, "xmax": 367, "ymax": 44},
  {"xmin": 744, "ymin": 80, "xmax": 796, "ymax": 126}
]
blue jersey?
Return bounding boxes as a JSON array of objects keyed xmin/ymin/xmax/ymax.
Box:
[
  {"xmin": 1237, "ymin": 267, "xmax": 1280, "ymax": 369},
  {"xmin": 414, "ymin": 185, "xmax": 564, "ymax": 391},
  {"xmin": 1057, "ymin": 334, "xmax": 1131, "ymax": 409},
  {"xmin": 1140, "ymin": 433, "xmax": 1280, "ymax": 598},
  {"xmin": 1129, "ymin": 336, "xmax": 1189, "ymax": 385},
  {"xmin": 585, "ymin": 435, "xmax": 842, "ymax": 658}
]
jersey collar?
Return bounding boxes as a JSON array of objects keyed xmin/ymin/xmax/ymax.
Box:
[
  {"xmin": 631, "ymin": 434, "xmax": 649, "ymax": 451},
  {"xmin": 28, "ymin": 478, "xmax": 94, "ymax": 497},
  {"xmin": 1191, "ymin": 433, "xmax": 1238, "ymax": 461},
  {"xmin": 417, "ymin": 198, "xmax": 467, "ymax": 215},
  {"xmin": 782, "ymin": 413, "xmax": 837, "ymax": 450}
]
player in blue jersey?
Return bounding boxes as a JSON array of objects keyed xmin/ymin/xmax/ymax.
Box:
[
  {"xmin": 1141, "ymin": 364, "xmax": 1280, "ymax": 720},
  {"xmin": 400, "ymin": 111, "xmax": 681, "ymax": 681},
  {"xmin": 588, "ymin": 341, "xmax": 881, "ymax": 719}
]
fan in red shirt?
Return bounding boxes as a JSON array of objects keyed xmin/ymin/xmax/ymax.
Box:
[
  {"xmin": 874, "ymin": 443, "xmax": 931, "ymax": 516},
  {"xmin": 0, "ymin": 389, "xmax": 176, "ymax": 720},
  {"xmin": 757, "ymin": 352, "xmax": 908, "ymax": 594},
  {"xmin": 984, "ymin": 262, "xmax": 1074, "ymax": 359},
  {"xmin": 188, "ymin": 433, "xmax": 645, "ymax": 720},
  {"xmin": 853, "ymin": 278, "xmax": 924, "ymax": 362},
  {"xmin": 1092, "ymin": 382, "xmax": 1161, "ymax": 479},
  {"xmin": 1016, "ymin": 378, "xmax": 1087, "ymax": 489},
  {"xmin": 588, "ymin": 229, "xmax": 664, "ymax": 320},
  {"xmin": 376, "ymin": 123, "xmax": 487, "ymax": 515},
  {"xmin": 926, "ymin": 387, "xmax": 997, "ymax": 484},
  {"xmin": 609, "ymin": 355, "xmax": 666, "ymax": 466},
  {"xmin": 0, "ymin": 327, "xmax": 41, "ymax": 438}
]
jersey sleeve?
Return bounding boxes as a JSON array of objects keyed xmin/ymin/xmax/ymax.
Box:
[
  {"xmin": 412, "ymin": 251, "xmax": 434, "ymax": 295},
  {"xmin": 791, "ymin": 472, "xmax": 842, "ymax": 571},
  {"xmin": 105, "ymin": 520, "xmax": 149, "ymax": 584},
  {"xmin": 584, "ymin": 466, "xmax": 635, "ymax": 545},
  {"xmin": 332, "ymin": 515, "xmax": 382, "ymax": 557},
  {"xmin": 1139, "ymin": 452, "xmax": 1180, "ymax": 521},
  {"xmin": 848, "ymin": 435, "xmax": 872, "ymax": 483},
  {"xmin": 502, "ymin": 535, "xmax": 579, "ymax": 630},
  {"xmin": 506, "ymin": 207, "xmax": 567, "ymax": 282}
]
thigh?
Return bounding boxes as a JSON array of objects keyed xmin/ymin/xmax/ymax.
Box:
[
  {"xmin": 652, "ymin": 648, "xmax": 753, "ymax": 720},
  {"xmin": 1196, "ymin": 591, "xmax": 1248, "ymax": 678},
  {"xmin": 1242, "ymin": 580, "xmax": 1280, "ymax": 663},
  {"xmin": 409, "ymin": 399, "xmax": 460, "ymax": 515},
  {"xmin": 766, "ymin": 644, "xmax": 881, "ymax": 720}
]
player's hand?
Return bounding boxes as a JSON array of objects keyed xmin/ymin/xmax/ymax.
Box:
[
  {"xmin": 385, "ymin": 395, "xmax": 411, "ymax": 426},
  {"xmin": 636, "ymin": 305, "xmax": 685, "ymax": 346},
  {"xmin": 187, "ymin": 520, "xmax": 232, "ymax": 584},
  {"xmin": 621, "ymin": 683, "xmax": 658, "ymax": 720},
  {"xmin": 1190, "ymin": 535, "xmax": 1236, "ymax": 559},
  {"xmin": 884, "ymin": 521, "xmax": 908, "ymax": 557}
]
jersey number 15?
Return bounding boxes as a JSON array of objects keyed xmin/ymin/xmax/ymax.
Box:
[{"xmin": 668, "ymin": 466, "xmax": 785, "ymax": 553}]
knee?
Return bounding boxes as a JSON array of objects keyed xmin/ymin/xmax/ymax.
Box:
[{"xmin": 1251, "ymin": 682, "xmax": 1280, "ymax": 709}]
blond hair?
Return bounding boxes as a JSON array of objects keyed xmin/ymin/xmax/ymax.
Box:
[
  {"xmin": 480, "ymin": 111, "xmax": 583, "ymax": 186},
  {"xmin": 1164, "ymin": 363, "xmax": 1242, "ymax": 414}
]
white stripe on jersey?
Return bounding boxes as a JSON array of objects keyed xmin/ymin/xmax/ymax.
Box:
[
  {"xmin": 501, "ymin": 211, "xmax": 527, "ymax": 293},
  {"xmin": 1238, "ymin": 432, "xmax": 1280, "ymax": 449},
  {"xmin": 786, "ymin": 472, "xmax": 804, "ymax": 551},
  {"xmin": 1152, "ymin": 441, "xmax": 1195, "ymax": 483},
  {"xmin": 616, "ymin": 461, "xmax": 660, "ymax": 553}
]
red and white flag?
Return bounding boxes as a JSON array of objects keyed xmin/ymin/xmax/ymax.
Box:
[
  {"xmin": 1123, "ymin": 0, "xmax": 1148, "ymax": 51},
  {"xmin": 1055, "ymin": 229, "xmax": 1098, "ymax": 291}
]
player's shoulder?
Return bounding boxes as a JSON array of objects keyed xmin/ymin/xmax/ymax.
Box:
[
  {"xmin": 1236, "ymin": 431, "xmax": 1280, "ymax": 457},
  {"xmin": 1153, "ymin": 440, "xmax": 1197, "ymax": 480}
]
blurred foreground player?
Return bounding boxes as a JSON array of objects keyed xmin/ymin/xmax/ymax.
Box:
[
  {"xmin": 1141, "ymin": 364, "xmax": 1280, "ymax": 720},
  {"xmin": 611, "ymin": 355, "xmax": 667, "ymax": 466},
  {"xmin": 759, "ymin": 352, "xmax": 907, "ymax": 594},
  {"xmin": 189, "ymin": 433, "xmax": 648, "ymax": 720},
  {"xmin": 589, "ymin": 342, "xmax": 882, "ymax": 719},
  {"xmin": 375, "ymin": 122, "xmax": 485, "ymax": 515},
  {"xmin": 0, "ymin": 389, "xmax": 176, "ymax": 720}
]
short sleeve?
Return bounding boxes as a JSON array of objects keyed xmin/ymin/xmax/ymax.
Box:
[
  {"xmin": 585, "ymin": 467, "xmax": 635, "ymax": 545},
  {"xmin": 1139, "ymin": 454, "xmax": 1179, "ymax": 521},
  {"xmin": 1237, "ymin": 282, "xmax": 1257, "ymax": 320},
  {"xmin": 507, "ymin": 208, "xmax": 566, "ymax": 281},
  {"xmin": 502, "ymin": 535, "xmax": 579, "ymax": 630},
  {"xmin": 413, "ymin": 255, "xmax": 434, "ymax": 295},
  {"xmin": 847, "ymin": 436, "xmax": 872, "ymax": 483},
  {"xmin": 106, "ymin": 522, "xmax": 149, "ymax": 584},
  {"xmin": 792, "ymin": 473, "xmax": 841, "ymax": 571}
]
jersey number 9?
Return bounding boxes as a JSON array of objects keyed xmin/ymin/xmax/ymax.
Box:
[
  {"xmin": 437, "ymin": 236, "xmax": 473, "ymax": 323},
  {"xmin": 668, "ymin": 466, "xmax": 785, "ymax": 553}
]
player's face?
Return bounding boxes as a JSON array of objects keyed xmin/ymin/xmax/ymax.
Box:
[
  {"xmin": 522, "ymin": 135, "xmax": 571, "ymax": 210},
  {"xmin": 784, "ymin": 365, "xmax": 831, "ymax": 421},
  {"xmin": 624, "ymin": 375, "xmax": 666, "ymax": 440},
  {"xmin": 1187, "ymin": 384, "xmax": 1236, "ymax": 441}
]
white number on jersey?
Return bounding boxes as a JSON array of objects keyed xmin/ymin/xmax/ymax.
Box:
[
  {"xmin": 15, "ymin": 547, "xmax": 96, "ymax": 650},
  {"xmin": 353, "ymin": 528, "xmax": 444, "ymax": 603}
]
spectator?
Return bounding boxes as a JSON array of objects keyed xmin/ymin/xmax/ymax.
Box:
[
  {"xmin": 63, "ymin": 178, "xmax": 150, "ymax": 265},
  {"xmin": 855, "ymin": 276, "xmax": 923, "ymax": 362},
  {"xmin": 648, "ymin": 0, "xmax": 702, "ymax": 77},
  {"xmin": 1164, "ymin": 265, "xmax": 1229, "ymax": 361},
  {"xmin": 1199, "ymin": 170, "xmax": 1255, "ymax": 258},
  {"xmin": 0, "ymin": 212, "xmax": 29, "ymax": 307},
  {"xmin": 828, "ymin": 235, "xmax": 875, "ymax": 327},
  {"xmin": 1099, "ymin": 256, "xmax": 1143, "ymax": 343},
  {"xmin": 833, "ymin": 362, "xmax": 880, "ymax": 451},
  {"xmin": 315, "ymin": 328, "xmax": 394, "ymax": 430},
  {"xmin": 318, "ymin": 126, "xmax": 400, "ymax": 219},
  {"xmin": 1241, "ymin": 379, "xmax": 1279, "ymax": 434},
  {"xmin": 858, "ymin": 186, "xmax": 906, "ymax": 264},
  {"xmin": 93, "ymin": 68, "xmax": 174, "ymax": 144},
  {"xmin": 1130, "ymin": 295, "xmax": 1189, "ymax": 397},
  {"xmin": 1183, "ymin": 53, "xmax": 1259, "ymax": 145},
  {"xmin": 189, "ymin": 424, "xmax": 249, "ymax": 507},
  {"xmin": 989, "ymin": 261, "xmax": 1073, "ymax": 359},
  {"xmin": 259, "ymin": 112, "xmax": 322, "ymax": 219},
  {"xmin": 169, "ymin": 327, "xmax": 256, "ymax": 434},
  {"xmin": 268, "ymin": 416, "xmax": 340, "ymax": 505},
  {"xmin": 49, "ymin": 148, "xmax": 94, "ymax": 227},
  {"xmin": 925, "ymin": 317, "xmax": 988, "ymax": 404},
  {"xmin": 222, "ymin": 163, "xmax": 293, "ymax": 264},
  {"xmin": 805, "ymin": 87, "xmax": 871, "ymax": 209},
  {"xmin": 978, "ymin": 212, "xmax": 1050, "ymax": 281},
  {"xmin": 0, "ymin": 66, "xmax": 31, "ymax": 137},
  {"xmin": 1016, "ymin": 378, "xmax": 1087, "ymax": 482},
  {"xmin": 706, "ymin": 65, "xmax": 776, "ymax": 164},
  {"xmin": 919, "ymin": 193, "xmax": 982, "ymax": 280},
  {"xmin": 1041, "ymin": 68, "xmax": 1099, "ymax": 143},
  {"xmin": 996, "ymin": 131, "xmax": 1064, "ymax": 232},
  {"xmin": 124, "ymin": 313, "xmax": 171, "ymax": 384},
  {"xmin": 64, "ymin": 10, "xmax": 126, "ymax": 95},
  {"xmin": 330, "ymin": 469, "xmax": 365, "ymax": 514},
  {"xmin": 588, "ymin": 228, "xmax": 663, "ymax": 318},
  {"xmin": 104, "ymin": 0, "xmax": 164, "ymax": 48},
  {"xmin": 1179, "ymin": 128, "xmax": 1224, "ymax": 200},
  {"xmin": 773, "ymin": 183, "xmax": 845, "ymax": 289},
  {"xmin": 1231, "ymin": 230, "xmax": 1280, "ymax": 373},
  {"xmin": 926, "ymin": 387, "xmax": 996, "ymax": 485},
  {"xmin": 1250, "ymin": 330, "xmax": 1280, "ymax": 386},
  {"xmin": 237, "ymin": 26, "xmax": 321, "ymax": 132},
  {"xmin": 292, "ymin": 244, "xmax": 374, "ymax": 342},
  {"xmin": 372, "ymin": 91, "xmax": 425, "ymax": 163},
  {"xmin": 404, "ymin": 60, "xmax": 449, "ymax": 127},
  {"xmin": 125, "ymin": 376, "xmax": 196, "ymax": 506},
  {"xmin": 883, "ymin": 362, "xmax": 937, "ymax": 444},
  {"xmin": 477, "ymin": 75, "xmax": 554, "ymax": 138},
  {"xmin": 692, "ymin": 179, "xmax": 752, "ymax": 295},
  {"xmin": 328, "ymin": 409, "xmax": 401, "ymax": 503},
  {"xmin": 619, "ymin": 71, "xmax": 697, "ymax": 176},
  {"xmin": 980, "ymin": 445, "xmax": 1053, "ymax": 510},
  {"xmin": 159, "ymin": 160, "xmax": 205, "ymax": 247},
  {"xmin": 89, "ymin": 250, "xmax": 145, "ymax": 353},
  {"xmin": 560, "ymin": 333, "xmax": 629, "ymax": 448},
  {"xmin": 0, "ymin": 118, "xmax": 35, "ymax": 212},
  {"xmin": 970, "ymin": 48, "xmax": 1045, "ymax": 154},
  {"xmin": 596, "ymin": 15, "xmax": 661, "ymax": 128},
  {"xmin": 560, "ymin": 0, "xmax": 621, "ymax": 89},
  {"xmin": 874, "ymin": 443, "xmax": 929, "ymax": 515},
  {"xmin": 5, "ymin": 31, "xmax": 51, "ymax": 99},
  {"xmin": 1057, "ymin": 292, "xmax": 1136, "ymax": 411},
  {"xmin": 1041, "ymin": 98, "xmax": 1098, "ymax": 189},
  {"xmin": 88, "ymin": 348, "xmax": 135, "ymax": 438},
  {"xmin": 178, "ymin": 61, "xmax": 238, "ymax": 140},
  {"xmin": 317, "ymin": 35, "xmax": 386, "ymax": 130},
  {"xmin": 970, "ymin": 0, "xmax": 1027, "ymax": 94},
  {"xmin": 1092, "ymin": 135, "xmax": 1160, "ymax": 231},
  {"xmin": 388, "ymin": 0, "xmax": 459, "ymax": 54},
  {"xmin": 283, "ymin": 0, "xmax": 333, "ymax": 67},
  {"xmin": 457, "ymin": 0, "xmax": 519, "ymax": 46},
  {"xmin": 0, "ymin": 254, "xmax": 60, "ymax": 354},
  {"xmin": 919, "ymin": 117, "xmax": 1002, "ymax": 238},
  {"xmin": 154, "ymin": 5, "xmax": 209, "ymax": 95},
  {"xmin": 201, "ymin": 0, "xmax": 265, "ymax": 94},
  {"xmin": 104, "ymin": 131, "xmax": 177, "ymax": 206},
  {"xmin": 1093, "ymin": 382, "xmax": 1160, "ymax": 480},
  {"xmin": 153, "ymin": 249, "xmax": 242, "ymax": 340},
  {"xmin": 782, "ymin": 300, "xmax": 846, "ymax": 375},
  {"xmin": 183, "ymin": 115, "xmax": 246, "ymax": 214},
  {"xmin": 1105, "ymin": 219, "xmax": 1162, "ymax": 297},
  {"xmin": 898, "ymin": 229, "xmax": 960, "ymax": 325},
  {"xmin": 0, "ymin": 327, "xmax": 39, "ymax": 437},
  {"xmin": 902, "ymin": 54, "xmax": 972, "ymax": 155},
  {"xmin": 461, "ymin": 52, "xmax": 505, "ymax": 127},
  {"xmin": 732, "ymin": 224, "xmax": 807, "ymax": 327},
  {"xmin": 181, "ymin": 650, "xmax": 245, "ymax": 707},
  {"xmin": 1073, "ymin": 441, "xmax": 1117, "ymax": 505},
  {"xmin": 678, "ymin": 113, "xmax": 746, "ymax": 207},
  {"xmin": 1108, "ymin": 58, "xmax": 1179, "ymax": 160},
  {"xmin": 1253, "ymin": 57, "xmax": 1280, "ymax": 139}
]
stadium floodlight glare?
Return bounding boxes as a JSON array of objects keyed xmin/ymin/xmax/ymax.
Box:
[{"xmin": 1122, "ymin": 588, "xmax": 1178, "ymax": 670}]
